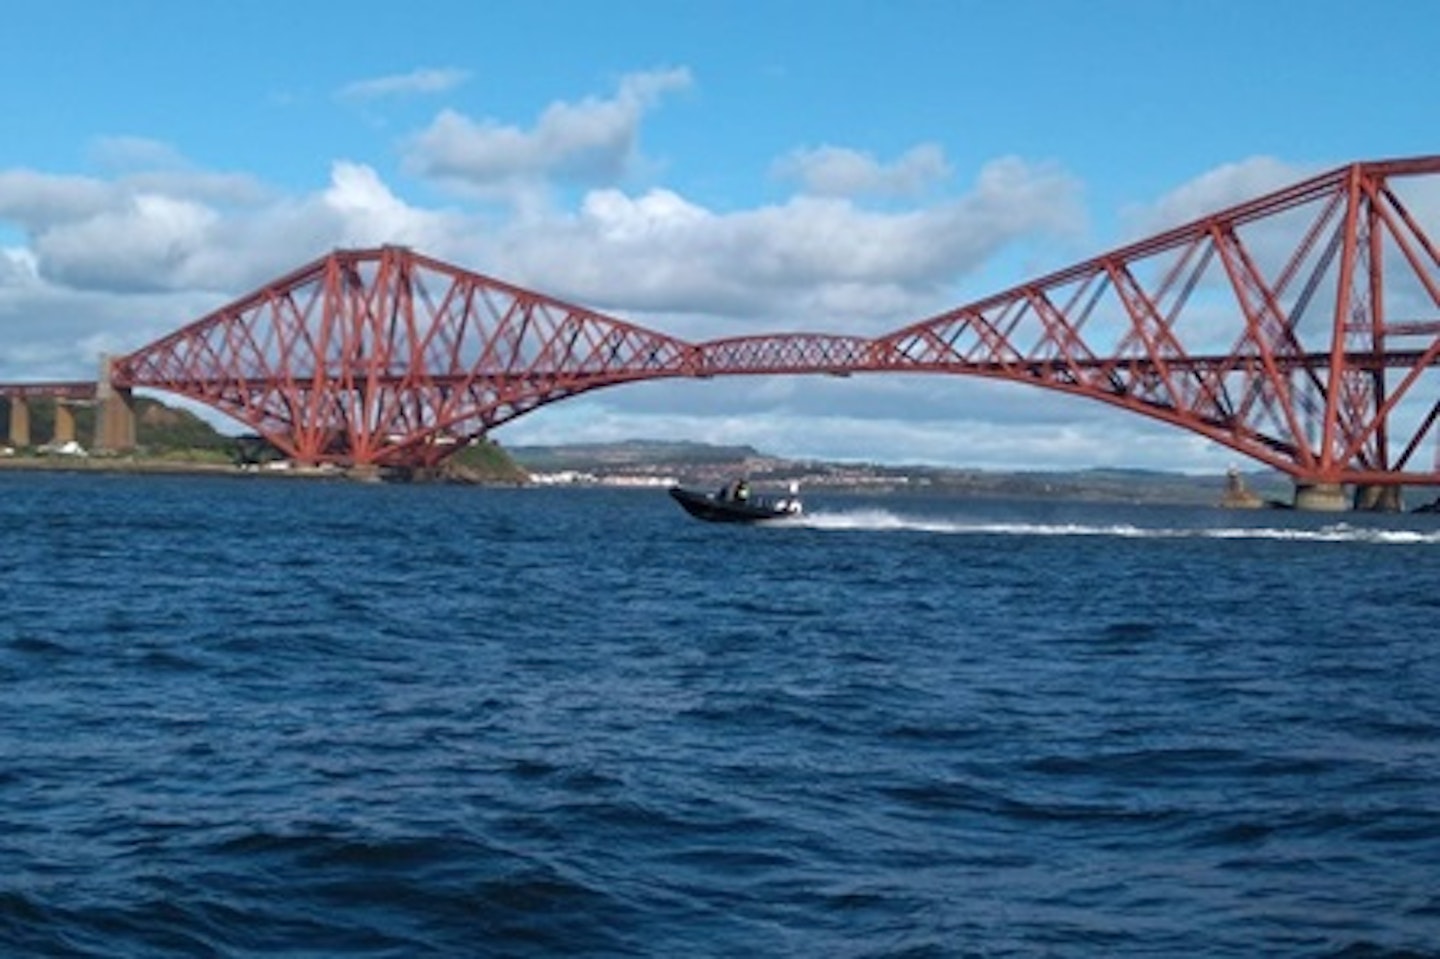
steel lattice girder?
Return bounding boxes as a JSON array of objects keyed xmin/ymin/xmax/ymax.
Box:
[
  {"xmin": 871, "ymin": 157, "xmax": 1440, "ymax": 485},
  {"xmin": 106, "ymin": 157, "xmax": 1440, "ymax": 482},
  {"xmin": 115, "ymin": 247, "xmax": 702, "ymax": 465}
]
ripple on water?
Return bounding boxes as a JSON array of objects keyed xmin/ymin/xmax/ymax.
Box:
[{"xmin": 4, "ymin": 480, "xmax": 1440, "ymax": 957}]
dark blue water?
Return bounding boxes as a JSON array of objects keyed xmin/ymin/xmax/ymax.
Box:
[{"xmin": 2, "ymin": 472, "xmax": 1438, "ymax": 957}]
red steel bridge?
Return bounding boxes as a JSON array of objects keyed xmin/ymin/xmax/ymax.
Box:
[{"xmin": 4, "ymin": 155, "xmax": 1440, "ymax": 505}]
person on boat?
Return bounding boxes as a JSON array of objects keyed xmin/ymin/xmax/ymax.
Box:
[
  {"xmin": 777, "ymin": 481, "xmax": 802, "ymax": 514},
  {"xmin": 734, "ymin": 479, "xmax": 750, "ymax": 502}
]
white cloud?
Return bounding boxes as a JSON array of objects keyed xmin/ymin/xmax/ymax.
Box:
[
  {"xmin": 487, "ymin": 156, "xmax": 1083, "ymax": 331},
  {"xmin": 88, "ymin": 135, "xmax": 189, "ymax": 171},
  {"xmin": 0, "ymin": 156, "xmax": 474, "ymax": 298},
  {"xmin": 319, "ymin": 161, "xmax": 464, "ymax": 248},
  {"xmin": 772, "ymin": 144, "xmax": 950, "ymax": 198},
  {"xmin": 0, "ymin": 272, "xmax": 212, "ymax": 380},
  {"xmin": 0, "ymin": 162, "xmax": 270, "ymax": 294},
  {"xmin": 87, "ymin": 138, "xmax": 272, "ymax": 205},
  {"xmin": 1120, "ymin": 155, "xmax": 1318, "ymax": 239},
  {"xmin": 0, "ymin": 169, "xmax": 115, "ymax": 230},
  {"xmin": 403, "ymin": 67, "xmax": 692, "ymax": 198},
  {"xmin": 0, "ymin": 247, "xmax": 38, "ymax": 288},
  {"xmin": 33, "ymin": 193, "xmax": 220, "ymax": 292},
  {"xmin": 339, "ymin": 67, "xmax": 470, "ymax": 101}
]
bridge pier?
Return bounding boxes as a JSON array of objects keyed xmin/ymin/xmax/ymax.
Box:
[
  {"xmin": 1292, "ymin": 482, "xmax": 1407, "ymax": 512},
  {"xmin": 1353, "ymin": 485, "xmax": 1404, "ymax": 512},
  {"xmin": 94, "ymin": 390, "xmax": 136, "ymax": 452},
  {"xmin": 93, "ymin": 355, "xmax": 136, "ymax": 453},
  {"xmin": 1292, "ymin": 482, "xmax": 1348, "ymax": 512},
  {"xmin": 7, "ymin": 397, "xmax": 30, "ymax": 447},
  {"xmin": 53, "ymin": 403, "xmax": 76, "ymax": 445}
]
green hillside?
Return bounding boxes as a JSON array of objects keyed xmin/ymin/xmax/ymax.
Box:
[
  {"xmin": 509, "ymin": 439, "xmax": 765, "ymax": 470},
  {"xmin": 0, "ymin": 396, "xmax": 528, "ymax": 482},
  {"xmin": 1, "ymin": 396, "xmax": 230, "ymax": 455}
]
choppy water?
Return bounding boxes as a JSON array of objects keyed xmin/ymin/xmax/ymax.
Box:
[{"xmin": 2, "ymin": 472, "xmax": 1438, "ymax": 957}]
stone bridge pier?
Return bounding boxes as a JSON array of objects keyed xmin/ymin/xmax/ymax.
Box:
[
  {"xmin": 2, "ymin": 395, "xmax": 78, "ymax": 448},
  {"xmin": 0, "ymin": 355, "xmax": 136, "ymax": 452},
  {"xmin": 1293, "ymin": 481, "xmax": 1408, "ymax": 512},
  {"xmin": 1293, "ymin": 483, "xmax": 1351, "ymax": 512},
  {"xmin": 7, "ymin": 396, "xmax": 31, "ymax": 447},
  {"xmin": 94, "ymin": 355, "xmax": 136, "ymax": 452}
]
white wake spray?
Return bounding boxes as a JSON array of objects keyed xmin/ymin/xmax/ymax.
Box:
[{"xmin": 791, "ymin": 509, "xmax": 1440, "ymax": 545}]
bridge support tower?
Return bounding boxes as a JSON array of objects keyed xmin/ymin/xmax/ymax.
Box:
[
  {"xmin": 94, "ymin": 355, "xmax": 136, "ymax": 453},
  {"xmin": 7, "ymin": 397, "xmax": 30, "ymax": 447},
  {"xmin": 1292, "ymin": 483, "xmax": 1408, "ymax": 512},
  {"xmin": 1353, "ymin": 485, "xmax": 1404, "ymax": 513},
  {"xmin": 53, "ymin": 403, "xmax": 76, "ymax": 444},
  {"xmin": 1293, "ymin": 483, "xmax": 1349, "ymax": 512}
]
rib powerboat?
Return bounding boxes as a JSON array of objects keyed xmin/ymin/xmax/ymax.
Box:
[{"xmin": 668, "ymin": 482, "xmax": 803, "ymax": 523}]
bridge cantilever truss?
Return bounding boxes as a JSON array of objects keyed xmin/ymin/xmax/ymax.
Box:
[
  {"xmin": 871, "ymin": 156, "xmax": 1440, "ymax": 486},
  {"xmin": 107, "ymin": 249, "xmax": 888, "ymax": 468},
  {"xmin": 115, "ymin": 248, "xmax": 703, "ymax": 467},
  {"xmin": 94, "ymin": 155, "xmax": 1440, "ymax": 485}
]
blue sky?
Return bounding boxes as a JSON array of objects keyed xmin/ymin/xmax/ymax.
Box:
[{"xmin": 1, "ymin": 0, "xmax": 1435, "ymax": 472}]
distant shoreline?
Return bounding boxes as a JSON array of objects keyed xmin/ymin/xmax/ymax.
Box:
[
  {"xmin": 0, "ymin": 454, "xmax": 1228, "ymax": 505},
  {"xmin": 0, "ymin": 456, "xmax": 338, "ymax": 480},
  {"xmin": 0, "ymin": 451, "xmax": 1287, "ymax": 508},
  {"xmin": 0, "ymin": 455, "xmax": 534, "ymax": 486}
]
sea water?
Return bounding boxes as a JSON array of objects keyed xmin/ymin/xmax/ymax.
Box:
[{"xmin": 1, "ymin": 472, "xmax": 1437, "ymax": 957}]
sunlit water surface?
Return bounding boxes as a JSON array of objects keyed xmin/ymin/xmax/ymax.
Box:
[{"xmin": 2, "ymin": 473, "xmax": 1438, "ymax": 957}]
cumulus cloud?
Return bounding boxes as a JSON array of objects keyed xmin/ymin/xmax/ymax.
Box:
[
  {"xmin": 1, "ymin": 175, "xmax": 265, "ymax": 295},
  {"xmin": 86, "ymin": 137, "xmax": 272, "ymax": 206},
  {"xmin": 318, "ymin": 161, "xmax": 462, "ymax": 247},
  {"xmin": 403, "ymin": 67, "xmax": 692, "ymax": 198},
  {"xmin": 0, "ymin": 267, "xmax": 214, "ymax": 380},
  {"xmin": 0, "ymin": 247, "xmax": 39, "ymax": 290},
  {"xmin": 772, "ymin": 144, "xmax": 950, "ymax": 198},
  {"xmin": 0, "ymin": 155, "xmax": 475, "ymax": 298},
  {"xmin": 33, "ymin": 193, "xmax": 220, "ymax": 292},
  {"xmin": 492, "ymin": 156, "xmax": 1084, "ymax": 328},
  {"xmin": 0, "ymin": 170, "xmax": 115, "ymax": 230},
  {"xmin": 88, "ymin": 135, "xmax": 189, "ymax": 171},
  {"xmin": 339, "ymin": 67, "xmax": 471, "ymax": 101},
  {"xmin": 1121, "ymin": 155, "xmax": 1318, "ymax": 238}
]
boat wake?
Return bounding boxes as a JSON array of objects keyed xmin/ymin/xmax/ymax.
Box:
[{"xmin": 794, "ymin": 509, "xmax": 1440, "ymax": 545}]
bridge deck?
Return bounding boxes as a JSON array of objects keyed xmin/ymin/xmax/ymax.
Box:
[{"xmin": 0, "ymin": 382, "xmax": 98, "ymax": 400}]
